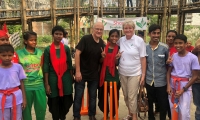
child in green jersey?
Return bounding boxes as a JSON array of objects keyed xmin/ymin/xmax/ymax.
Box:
[{"xmin": 17, "ymin": 31, "xmax": 46, "ymax": 120}]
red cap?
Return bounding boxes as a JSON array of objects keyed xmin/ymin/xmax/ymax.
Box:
[{"xmin": 0, "ymin": 30, "xmax": 8, "ymax": 38}]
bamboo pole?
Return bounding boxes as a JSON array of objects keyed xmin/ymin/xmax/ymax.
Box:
[
  {"xmin": 73, "ymin": 0, "xmax": 77, "ymax": 44},
  {"xmin": 140, "ymin": 0, "xmax": 144, "ymax": 17},
  {"xmin": 123, "ymin": 0, "xmax": 125, "ymax": 17},
  {"xmin": 50, "ymin": 0, "xmax": 56, "ymax": 28},
  {"xmin": 21, "ymin": 0, "xmax": 27, "ymax": 32},
  {"xmin": 27, "ymin": 20, "xmax": 32, "ymax": 31},
  {"xmin": 167, "ymin": 0, "xmax": 172, "ymax": 31},
  {"xmin": 119, "ymin": 0, "xmax": 122, "ymax": 17},
  {"xmin": 162, "ymin": 0, "xmax": 168, "ymax": 43},
  {"xmin": 90, "ymin": 0, "xmax": 94, "ymax": 34},
  {"xmin": 69, "ymin": 19, "xmax": 74, "ymax": 48},
  {"xmin": 77, "ymin": 0, "xmax": 80, "ymax": 43},
  {"xmin": 176, "ymin": 0, "xmax": 181, "ymax": 34},
  {"xmin": 180, "ymin": 0, "xmax": 186, "ymax": 34},
  {"xmin": 100, "ymin": 0, "xmax": 103, "ymax": 17},
  {"xmin": 97, "ymin": 0, "xmax": 100, "ymax": 17}
]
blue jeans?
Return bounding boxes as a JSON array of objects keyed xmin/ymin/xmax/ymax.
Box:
[
  {"xmin": 192, "ymin": 83, "xmax": 200, "ymax": 120},
  {"xmin": 73, "ymin": 79, "xmax": 98, "ymax": 118}
]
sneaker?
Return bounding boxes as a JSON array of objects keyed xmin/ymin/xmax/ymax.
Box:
[{"xmin": 123, "ymin": 115, "xmax": 132, "ymax": 120}]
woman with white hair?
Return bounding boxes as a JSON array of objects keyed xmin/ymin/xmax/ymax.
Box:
[{"xmin": 117, "ymin": 21, "xmax": 146, "ymax": 120}]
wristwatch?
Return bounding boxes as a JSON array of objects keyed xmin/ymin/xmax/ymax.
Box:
[{"xmin": 183, "ymin": 87, "xmax": 188, "ymax": 92}]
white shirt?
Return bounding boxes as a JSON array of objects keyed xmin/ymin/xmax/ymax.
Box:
[
  {"xmin": 61, "ymin": 38, "xmax": 68, "ymax": 46},
  {"xmin": 117, "ymin": 35, "xmax": 146, "ymax": 76}
]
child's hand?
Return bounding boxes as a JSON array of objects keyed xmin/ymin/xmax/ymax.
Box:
[
  {"xmin": 167, "ymin": 85, "xmax": 173, "ymax": 95},
  {"xmin": 101, "ymin": 47, "xmax": 106, "ymax": 58},
  {"xmin": 166, "ymin": 56, "xmax": 173, "ymax": 64},
  {"xmin": 45, "ymin": 84, "xmax": 51, "ymax": 95},
  {"xmin": 115, "ymin": 51, "xmax": 124, "ymax": 59},
  {"xmin": 175, "ymin": 89, "xmax": 184, "ymax": 98},
  {"xmin": 22, "ymin": 99, "xmax": 27, "ymax": 110}
]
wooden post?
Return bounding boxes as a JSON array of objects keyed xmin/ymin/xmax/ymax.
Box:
[
  {"xmin": 167, "ymin": 0, "xmax": 172, "ymax": 31},
  {"xmin": 50, "ymin": 0, "xmax": 56, "ymax": 28},
  {"xmin": 69, "ymin": 19, "xmax": 74, "ymax": 48},
  {"xmin": 140, "ymin": 0, "xmax": 144, "ymax": 17},
  {"xmin": 162, "ymin": 0, "xmax": 168, "ymax": 43},
  {"xmin": 97, "ymin": 0, "xmax": 100, "ymax": 17},
  {"xmin": 73, "ymin": 0, "xmax": 77, "ymax": 45},
  {"xmin": 176, "ymin": 0, "xmax": 181, "ymax": 34},
  {"xmin": 77, "ymin": 0, "xmax": 80, "ymax": 43},
  {"xmin": 100, "ymin": 0, "xmax": 103, "ymax": 17},
  {"xmin": 180, "ymin": 0, "xmax": 186, "ymax": 34},
  {"xmin": 21, "ymin": 0, "xmax": 27, "ymax": 32},
  {"xmin": 89, "ymin": 0, "xmax": 94, "ymax": 34},
  {"xmin": 27, "ymin": 20, "xmax": 32, "ymax": 31},
  {"xmin": 123, "ymin": 0, "xmax": 125, "ymax": 17}
]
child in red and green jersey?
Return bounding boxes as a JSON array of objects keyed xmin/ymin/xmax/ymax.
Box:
[
  {"xmin": 0, "ymin": 30, "xmax": 19, "ymax": 63},
  {"xmin": 98, "ymin": 29, "xmax": 122, "ymax": 118},
  {"xmin": 17, "ymin": 31, "xmax": 46, "ymax": 120}
]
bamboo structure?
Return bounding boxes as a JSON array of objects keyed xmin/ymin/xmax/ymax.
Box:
[{"xmin": 1, "ymin": 0, "xmax": 200, "ymax": 41}]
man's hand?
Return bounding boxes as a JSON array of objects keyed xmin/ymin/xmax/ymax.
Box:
[{"xmin": 75, "ymin": 71, "xmax": 82, "ymax": 82}]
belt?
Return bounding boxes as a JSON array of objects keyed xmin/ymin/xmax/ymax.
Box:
[
  {"xmin": 0, "ymin": 87, "xmax": 19, "ymax": 120},
  {"xmin": 171, "ymin": 76, "xmax": 189, "ymax": 103}
]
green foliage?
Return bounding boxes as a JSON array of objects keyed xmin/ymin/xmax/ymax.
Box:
[
  {"xmin": 37, "ymin": 35, "xmax": 52, "ymax": 44},
  {"xmin": 147, "ymin": 15, "xmax": 158, "ymax": 26},
  {"xmin": 58, "ymin": 19, "xmax": 70, "ymax": 29},
  {"xmin": 102, "ymin": 35, "xmax": 108, "ymax": 40},
  {"xmin": 7, "ymin": 25, "xmax": 22, "ymax": 34},
  {"xmin": 184, "ymin": 25, "xmax": 193, "ymax": 31}
]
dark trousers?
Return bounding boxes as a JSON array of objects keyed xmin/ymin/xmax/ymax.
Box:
[
  {"xmin": 98, "ymin": 83, "xmax": 120, "ymax": 117},
  {"xmin": 127, "ymin": 0, "xmax": 133, "ymax": 7},
  {"xmin": 146, "ymin": 83, "xmax": 168, "ymax": 120},
  {"xmin": 48, "ymin": 94, "xmax": 73, "ymax": 120},
  {"xmin": 73, "ymin": 79, "xmax": 99, "ymax": 118},
  {"xmin": 154, "ymin": 95, "xmax": 171, "ymax": 119}
]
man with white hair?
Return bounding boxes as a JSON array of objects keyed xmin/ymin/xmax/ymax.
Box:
[{"xmin": 73, "ymin": 22, "xmax": 105, "ymax": 120}]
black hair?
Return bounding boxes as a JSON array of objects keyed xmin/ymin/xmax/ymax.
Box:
[
  {"xmin": 166, "ymin": 30, "xmax": 177, "ymax": 36},
  {"xmin": 63, "ymin": 31, "xmax": 68, "ymax": 38},
  {"xmin": 138, "ymin": 30, "xmax": 144, "ymax": 37},
  {"xmin": 23, "ymin": 31, "xmax": 37, "ymax": 40},
  {"xmin": 0, "ymin": 44, "xmax": 14, "ymax": 53},
  {"xmin": 174, "ymin": 34, "xmax": 187, "ymax": 43},
  {"xmin": 52, "ymin": 25, "xmax": 65, "ymax": 35},
  {"xmin": 107, "ymin": 29, "xmax": 120, "ymax": 41},
  {"xmin": 23, "ymin": 31, "xmax": 37, "ymax": 46},
  {"xmin": 148, "ymin": 24, "xmax": 161, "ymax": 33}
]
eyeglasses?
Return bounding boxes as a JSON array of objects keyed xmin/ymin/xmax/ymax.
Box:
[{"xmin": 94, "ymin": 28, "xmax": 103, "ymax": 32}]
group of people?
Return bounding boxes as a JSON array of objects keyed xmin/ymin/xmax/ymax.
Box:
[{"xmin": 0, "ymin": 20, "xmax": 199, "ymax": 120}]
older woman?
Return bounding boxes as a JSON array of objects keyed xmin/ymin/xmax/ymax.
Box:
[{"xmin": 117, "ymin": 21, "xmax": 146, "ymax": 120}]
